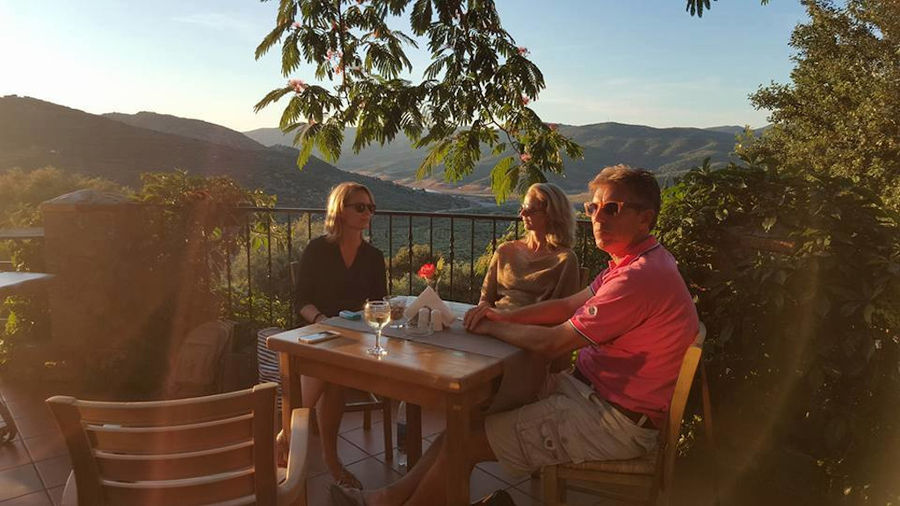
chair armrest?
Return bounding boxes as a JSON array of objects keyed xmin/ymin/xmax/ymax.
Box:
[{"xmin": 277, "ymin": 408, "xmax": 310, "ymax": 505}]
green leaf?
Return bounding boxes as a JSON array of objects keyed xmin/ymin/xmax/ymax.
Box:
[{"xmin": 489, "ymin": 156, "xmax": 516, "ymax": 203}]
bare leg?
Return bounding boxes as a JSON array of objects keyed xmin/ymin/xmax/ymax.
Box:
[
  {"xmin": 361, "ymin": 433, "xmax": 447, "ymax": 506},
  {"xmin": 403, "ymin": 424, "xmax": 496, "ymax": 506},
  {"xmin": 317, "ymin": 381, "xmax": 349, "ymax": 480},
  {"xmin": 301, "ymin": 375, "xmax": 326, "ymax": 408}
]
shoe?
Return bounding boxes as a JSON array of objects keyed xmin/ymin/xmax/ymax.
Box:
[
  {"xmin": 336, "ymin": 467, "xmax": 363, "ymax": 489},
  {"xmin": 470, "ymin": 489, "xmax": 516, "ymax": 506},
  {"xmin": 329, "ymin": 484, "xmax": 367, "ymax": 506}
]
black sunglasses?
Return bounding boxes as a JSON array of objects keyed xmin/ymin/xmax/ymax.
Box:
[
  {"xmin": 347, "ymin": 202, "xmax": 376, "ymax": 214},
  {"xmin": 583, "ymin": 201, "xmax": 641, "ymax": 217}
]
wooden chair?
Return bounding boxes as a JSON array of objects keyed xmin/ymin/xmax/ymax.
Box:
[
  {"xmin": 288, "ymin": 260, "xmax": 393, "ymax": 458},
  {"xmin": 542, "ymin": 323, "xmax": 711, "ymax": 506},
  {"xmin": 46, "ymin": 383, "xmax": 309, "ymax": 506}
]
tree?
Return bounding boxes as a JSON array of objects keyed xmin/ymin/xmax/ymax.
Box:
[
  {"xmin": 254, "ymin": 0, "xmax": 581, "ymax": 202},
  {"xmin": 685, "ymin": 0, "xmax": 770, "ymax": 18},
  {"xmin": 739, "ymin": 0, "xmax": 900, "ymax": 210}
]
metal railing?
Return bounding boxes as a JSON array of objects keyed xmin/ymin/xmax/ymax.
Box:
[{"xmin": 218, "ymin": 207, "xmax": 593, "ymax": 328}]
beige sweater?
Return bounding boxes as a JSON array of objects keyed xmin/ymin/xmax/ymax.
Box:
[{"xmin": 480, "ymin": 240, "xmax": 581, "ymax": 309}]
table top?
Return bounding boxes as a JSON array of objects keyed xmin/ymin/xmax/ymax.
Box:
[
  {"xmin": 267, "ymin": 322, "xmax": 505, "ymax": 394},
  {"xmin": 0, "ymin": 272, "xmax": 54, "ymax": 296}
]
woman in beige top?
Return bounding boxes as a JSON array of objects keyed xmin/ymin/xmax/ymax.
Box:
[{"xmin": 479, "ymin": 182, "xmax": 580, "ymax": 310}]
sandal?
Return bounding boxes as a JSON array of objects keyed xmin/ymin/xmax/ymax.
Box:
[{"xmin": 335, "ymin": 467, "xmax": 363, "ymax": 489}]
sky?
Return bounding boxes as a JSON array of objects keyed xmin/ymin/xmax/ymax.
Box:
[{"xmin": 0, "ymin": 0, "xmax": 808, "ymax": 132}]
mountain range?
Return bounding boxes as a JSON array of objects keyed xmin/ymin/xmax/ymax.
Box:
[
  {"xmin": 0, "ymin": 96, "xmax": 467, "ymax": 210},
  {"xmin": 0, "ymin": 94, "xmax": 755, "ymax": 207},
  {"xmin": 244, "ymin": 122, "xmax": 756, "ymax": 195}
]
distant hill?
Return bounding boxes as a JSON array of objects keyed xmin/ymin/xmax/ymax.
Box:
[
  {"xmin": 105, "ymin": 111, "xmax": 267, "ymax": 152},
  {"xmin": 0, "ymin": 96, "xmax": 467, "ymax": 210},
  {"xmin": 245, "ymin": 121, "xmax": 744, "ymax": 194}
]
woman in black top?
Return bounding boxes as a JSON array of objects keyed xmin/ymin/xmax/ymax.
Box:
[{"xmin": 294, "ymin": 182, "xmax": 386, "ymax": 488}]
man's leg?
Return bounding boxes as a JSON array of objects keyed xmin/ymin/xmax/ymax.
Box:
[{"xmin": 402, "ymin": 422, "xmax": 497, "ymax": 506}]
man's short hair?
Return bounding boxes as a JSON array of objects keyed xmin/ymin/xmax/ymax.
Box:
[{"xmin": 588, "ymin": 164, "xmax": 661, "ymax": 228}]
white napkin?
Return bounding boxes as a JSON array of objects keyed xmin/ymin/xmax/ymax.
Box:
[{"xmin": 403, "ymin": 286, "xmax": 455, "ymax": 326}]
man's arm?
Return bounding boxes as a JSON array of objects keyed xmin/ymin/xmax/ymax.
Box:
[
  {"xmin": 464, "ymin": 286, "xmax": 592, "ymax": 330},
  {"xmin": 473, "ymin": 318, "xmax": 588, "ymax": 359}
]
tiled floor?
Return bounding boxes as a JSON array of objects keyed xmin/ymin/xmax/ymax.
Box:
[{"xmin": 0, "ymin": 379, "xmax": 626, "ymax": 505}]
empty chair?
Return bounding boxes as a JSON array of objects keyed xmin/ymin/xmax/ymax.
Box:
[{"xmin": 47, "ymin": 382, "xmax": 309, "ymax": 506}]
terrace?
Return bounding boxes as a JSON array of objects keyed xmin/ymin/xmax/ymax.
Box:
[{"xmin": 0, "ymin": 194, "xmax": 721, "ymax": 505}]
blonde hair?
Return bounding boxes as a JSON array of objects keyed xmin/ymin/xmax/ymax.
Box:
[
  {"xmin": 523, "ymin": 183, "xmax": 575, "ymax": 250},
  {"xmin": 324, "ymin": 182, "xmax": 375, "ymax": 242}
]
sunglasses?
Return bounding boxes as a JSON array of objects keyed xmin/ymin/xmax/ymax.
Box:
[
  {"xmin": 519, "ymin": 204, "xmax": 546, "ymax": 216},
  {"xmin": 347, "ymin": 202, "xmax": 376, "ymax": 214},
  {"xmin": 583, "ymin": 201, "xmax": 641, "ymax": 217}
]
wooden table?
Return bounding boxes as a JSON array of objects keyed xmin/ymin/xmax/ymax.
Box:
[
  {"xmin": 267, "ymin": 322, "xmax": 506, "ymax": 505},
  {"xmin": 0, "ymin": 272, "xmax": 54, "ymax": 297}
]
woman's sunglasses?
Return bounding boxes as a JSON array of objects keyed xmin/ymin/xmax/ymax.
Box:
[
  {"xmin": 519, "ymin": 204, "xmax": 546, "ymax": 216},
  {"xmin": 583, "ymin": 201, "xmax": 641, "ymax": 217},
  {"xmin": 347, "ymin": 202, "xmax": 376, "ymax": 214}
]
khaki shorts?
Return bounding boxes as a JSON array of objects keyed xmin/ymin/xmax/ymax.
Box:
[{"xmin": 484, "ymin": 372, "xmax": 659, "ymax": 476}]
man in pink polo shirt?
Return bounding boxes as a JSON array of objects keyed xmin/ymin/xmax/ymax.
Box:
[{"xmin": 331, "ymin": 165, "xmax": 698, "ymax": 506}]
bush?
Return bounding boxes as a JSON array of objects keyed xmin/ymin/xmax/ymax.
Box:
[{"xmin": 657, "ymin": 162, "xmax": 900, "ymax": 500}]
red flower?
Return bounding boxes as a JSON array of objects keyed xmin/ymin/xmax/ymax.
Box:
[
  {"xmin": 519, "ymin": 153, "xmax": 532, "ymax": 163},
  {"xmin": 417, "ymin": 263, "xmax": 436, "ymax": 280}
]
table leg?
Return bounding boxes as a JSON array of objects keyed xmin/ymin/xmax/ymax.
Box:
[
  {"xmin": 445, "ymin": 396, "xmax": 470, "ymax": 505},
  {"xmin": 279, "ymin": 353, "xmax": 302, "ymax": 446},
  {"xmin": 407, "ymin": 403, "xmax": 422, "ymax": 469}
]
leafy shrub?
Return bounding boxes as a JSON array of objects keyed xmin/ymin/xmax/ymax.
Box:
[{"xmin": 657, "ymin": 162, "xmax": 900, "ymax": 500}]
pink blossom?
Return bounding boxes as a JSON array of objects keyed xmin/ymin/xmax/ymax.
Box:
[
  {"xmin": 548, "ymin": 123, "xmax": 559, "ymax": 131},
  {"xmin": 517, "ymin": 46, "xmax": 528, "ymax": 56},
  {"xmin": 519, "ymin": 153, "xmax": 532, "ymax": 163},
  {"xmin": 288, "ymin": 78, "xmax": 307, "ymax": 93},
  {"xmin": 291, "ymin": 21, "xmax": 301, "ymax": 29},
  {"xmin": 326, "ymin": 49, "xmax": 334, "ymax": 59},
  {"xmin": 521, "ymin": 95, "xmax": 530, "ymax": 105}
]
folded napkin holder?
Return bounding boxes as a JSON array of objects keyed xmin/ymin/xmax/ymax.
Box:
[{"xmin": 403, "ymin": 286, "xmax": 455, "ymax": 326}]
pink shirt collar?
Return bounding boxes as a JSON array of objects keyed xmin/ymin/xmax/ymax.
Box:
[{"xmin": 607, "ymin": 235, "xmax": 660, "ymax": 271}]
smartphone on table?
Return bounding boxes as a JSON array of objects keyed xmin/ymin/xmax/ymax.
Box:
[{"xmin": 298, "ymin": 330, "xmax": 340, "ymax": 344}]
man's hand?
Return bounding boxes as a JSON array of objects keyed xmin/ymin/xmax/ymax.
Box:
[{"xmin": 464, "ymin": 302, "xmax": 504, "ymax": 331}]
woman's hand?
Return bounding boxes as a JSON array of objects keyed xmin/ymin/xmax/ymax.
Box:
[{"xmin": 464, "ymin": 302, "xmax": 503, "ymax": 331}]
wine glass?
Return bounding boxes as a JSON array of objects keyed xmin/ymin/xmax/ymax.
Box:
[{"xmin": 364, "ymin": 300, "xmax": 391, "ymax": 357}]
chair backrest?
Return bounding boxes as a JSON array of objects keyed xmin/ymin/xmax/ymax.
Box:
[
  {"xmin": 659, "ymin": 322, "xmax": 706, "ymax": 493},
  {"xmin": 47, "ymin": 383, "xmax": 279, "ymax": 506}
]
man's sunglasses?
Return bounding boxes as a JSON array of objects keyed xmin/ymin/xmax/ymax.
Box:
[
  {"xmin": 583, "ymin": 201, "xmax": 641, "ymax": 217},
  {"xmin": 347, "ymin": 202, "xmax": 376, "ymax": 214}
]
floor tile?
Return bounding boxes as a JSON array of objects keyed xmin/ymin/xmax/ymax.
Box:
[
  {"xmin": 371, "ymin": 437, "xmax": 434, "ymax": 473},
  {"xmin": 45, "ymin": 487, "xmax": 63, "ymax": 506},
  {"xmin": 304, "ymin": 433, "xmax": 370, "ymax": 478},
  {"xmin": 504, "ymin": 485, "xmax": 541, "ymax": 506},
  {"xmin": 0, "ymin": 490, "xmax": 51, "ymax": 506},
  {"xmin": 0, "ymin": 465, "xmax": 43, "ymax": 502},
  {"xmin": 340, "ymin": 421, "xmax": 390, "ymax": 456},
  {"xmin": 343, "ymin": 456, "xmax": 402, "ymax": 490},
  {"xmin": 22, "ymin": 434, "xmax": 67, "ymax": 463},
  {"xmin": 476, "ymin": 460, "xmax": 526, "ymax": 486},
  {"xmin": 5, "ymin": 399, "xmax": 50, "ymax": 422},
  {"xmin": 11, "ymin": 415, "xmax": 57, "ymax": 440},
  {"xmin": 34, "ymin": 455, "xmax": 70, "ymax": 489},
  {"xmin": 0, "ymin": 442, "xmax": 32, "ymax": 472},
  {"xmin": 469, "ymin": 466, "xmax": 513, "ymax": 503}
]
